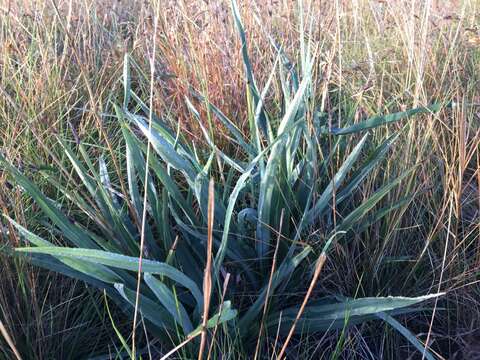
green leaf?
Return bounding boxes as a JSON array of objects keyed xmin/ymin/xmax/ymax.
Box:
[
  {"xmin": 15, "ymin": 246, "xmax": 203, "ymax": 308},
  {"xmin": 267, "ymin": 294, "xmax": 442, "ymax": 335},
  {"xmin": 216, "ymin": 120, "xmax": 305, "ymax": 271},
  {"xmin": 114, "ymin": 283, "xmax": 175, "ymax": 331},
  {"xmin": 256, "ymin": 63, "xmax": 312, "ymax": 257},
  {"xmin": 230, "ymin": 0, "xmax": 259, "ymax": 97},
  {"xmin": 9, "ymin": 217, "xmax": 123, "ymax": 284},
  {"xmin": 238, "ymin": 246, "xmax": 312, "ymax": 335},
  {"xmin": 186, "ymin": 96, "xmax": 246, "ymax": 172},
  {"xmin": 305, "ymin": 134, "xmax": 369, "ymax": 226},
  {"xmin": 130, "ymin": 92, "xmax": 197, "ymax": 166},
  {"xmin": 194, "ymin": 151, "xmax": 226, "ymax": 226},
  {"xmin": 253, "ymin": 53, "xmax": 279, "ymax": 146},
  {"xmin": 336, "ymin": 133, "xmax": 399, "ymax": 205},
  {"xmin": 356, "ymin": 193, "xmax": 416, "ymax": 233},
  {"xmin": 128, "ymin": 112, "xmax": 198, "ymax": 182},
  {"xmin": 6, "ymin": 216, "xmax": 51, "ymax": 247},
  {"xmin": 144, "ymin": 273, "xmax": 194, "ymax": 334},
  {"xmin": 276, "ymin": 61, "xmax": 312, "ymax": 136},
  {"xmin": 188, "ymin": 301, "xmax": 237, "ymax": 337},
  {"xmin": 119, "ymin": 120, "xmax": 199, "ymax": 228},
  {"xmin": 376, "ymin": 312, "xmax": 436, "ymax": 360},
  {"xmin": 104, "ymin": 292, "xmax": 133, "ymax": 359},
  {"xmin": 191, "ymin": 91, "xmax": 256, "ymax": 157},
  {"xmin": 120, "ymin": 116, "xmax": 164, "ymax": 257},
  {"xmin": 330, "ymin": 104, "xmax": 441, "ymax": 135},
  {"xmin": 335, "ymin": 166, "xmax": 417, "ymax": 233},
  {"xmin": 0, "ymin": 154, "xmax": 97, "ymax": 249},
  {"xmin": 59, "ymin": 139, "xmax": 139, "ymax": 254}
]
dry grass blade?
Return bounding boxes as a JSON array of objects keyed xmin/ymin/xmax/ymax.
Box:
[
  {"xmin": 254, "ymin": 209, "xmax": 284, "ymax": 360},
  {"xmin": 277, "ymin": 252, "xmax": 327, "ymax": 359},
  {"xmin": 131, "ymin": 2, "xmax": 160, "ymax": 357},
  {"xmin": 49, "ymin": 0, "xmax": 132, "ymax": 212},
  {"xmin": 207, "ymin": 273, "xmax": 231, "ymax": 360},
  {"xmin": 1, "ymin": 1, "xmax": 477, "ymax": 358},
  {"xmin": 160, "ymin": 334, "xmax": 199, "ymax": 360},
  {"xmin": 198, "ymin": 178, "xmax": 215, "ymax": 360},
  {"xmin": 422, "ymin": 199, "xmax": 454, "ymax": 360},
  {"xmin": 0, "ymin": 320, "xmax": 22, "ymax": 360}
]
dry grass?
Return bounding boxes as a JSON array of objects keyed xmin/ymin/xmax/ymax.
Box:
[{"xmin": 0, "ymin": 0, "xmax": 479, "ymax": 358}]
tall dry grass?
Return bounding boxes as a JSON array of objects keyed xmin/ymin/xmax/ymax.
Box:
[{"xmin": 0, "ymin": 0, "xmax": 478, "ymax": 358}]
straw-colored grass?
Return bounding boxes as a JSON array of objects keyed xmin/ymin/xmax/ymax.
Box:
[{"xmin": 0, "ymin": 0, "xmax": 478, "ymax": 358}]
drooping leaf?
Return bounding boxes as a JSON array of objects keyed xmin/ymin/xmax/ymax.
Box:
[
  {"xmin": 330, "ymin": 104, "xmax": 441, "ymax": 135},
  {"xmin": 15, "ymin": 246, "xmax": 203, "ymax": 307},
  {"xmin": 114, "ymin": 283, "xmax": 176, "ymax": 331},
  {"xmin": 144, "ymin": 273, "xmax": 194, "ymax": 334},
  {"xmin": 266, "ymin": 294, "xmax": 442, "ymax": 335},
  {"xmin": 0, "ymin": 154, "xmax": 97, "ymax": 249},
  {"xmin": 376, "ymin": 312, "xmax": 436, "ymax": 360}
]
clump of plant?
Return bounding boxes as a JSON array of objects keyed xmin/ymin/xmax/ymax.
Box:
[{"xmin": 1, "ymin": 1, "xmax": 443, "ymax": 358}]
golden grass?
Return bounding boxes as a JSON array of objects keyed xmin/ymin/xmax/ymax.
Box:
[{"xmin": 0, "ymin": 0, "xmax": 479, "ymax": 358}]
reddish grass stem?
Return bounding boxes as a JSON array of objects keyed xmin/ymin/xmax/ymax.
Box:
[
  {"xmin": 277, "ymin": 252, "xmax": 327, "ymax": 359},
  {"xmin": 198, "ymin": 179, "xmax": 215, "ymax": 360}
]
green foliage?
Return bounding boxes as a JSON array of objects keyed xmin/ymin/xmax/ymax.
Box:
[{"xmin": 0, "ymin": 0, "xmax": 444, "ymax": 357}]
